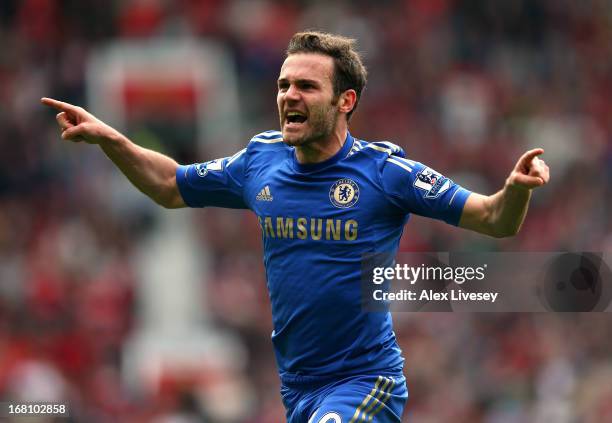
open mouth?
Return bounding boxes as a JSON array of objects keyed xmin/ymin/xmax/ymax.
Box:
[{"xmin": 285, "ymin": 111, "xmax": 307, "ymax": 127}]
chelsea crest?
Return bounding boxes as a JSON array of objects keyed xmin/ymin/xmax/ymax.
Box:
[{"xmin": 330, "ymin": 178, "xmax": 360, "ymax": 208}]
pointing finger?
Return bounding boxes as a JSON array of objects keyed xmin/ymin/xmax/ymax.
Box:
[
  {"xmin": 517, "ymin": 148, "xmax": 544, "ymax": 173},
  {"xmin": 519, "ymin": 148, "xmax": 544, "ymax": 165},
  {"xmin": 41, "ymin": 97, "xmax": 80, "ymax": 113}
]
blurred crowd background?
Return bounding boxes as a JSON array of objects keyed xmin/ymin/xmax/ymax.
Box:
[{"xmin": 1, "ymin": 0, "xmax": 612, "ymax": 422}]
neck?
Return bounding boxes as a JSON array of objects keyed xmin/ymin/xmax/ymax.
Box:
[{"xmin": 295, "ymin": 122, "xmax": 348, "ymax": 164}]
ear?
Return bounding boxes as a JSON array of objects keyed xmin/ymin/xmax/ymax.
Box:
[{"xmin": 337, "ymin": 89, "xmax": 357, "ymax": 115}]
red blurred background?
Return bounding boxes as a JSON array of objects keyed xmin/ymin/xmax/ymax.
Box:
[{"xmin": 1, "ymin": 0, "xmax": 611, "ymax": 421}]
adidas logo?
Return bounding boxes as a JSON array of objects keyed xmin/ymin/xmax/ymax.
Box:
[{"xmin": 256, "ymin": 185, "xmax": 273, "ymax": 201}]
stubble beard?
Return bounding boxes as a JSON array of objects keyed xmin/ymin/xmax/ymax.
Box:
[{"xmin": 281, "ymin": 103, "xmax": 339, "ymax": 147}]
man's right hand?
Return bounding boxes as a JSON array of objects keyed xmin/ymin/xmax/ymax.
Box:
[
  {"xmin": 41, "ymin": 97, "xmax": 184, "ymax": 208},
  {"xmin": 41, "ymin": 97, "xmax": 119, "ymax": 145}
]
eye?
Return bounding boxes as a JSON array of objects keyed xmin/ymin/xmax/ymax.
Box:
[{"xmin": 278, "ymin": 82, "xmax": 289, "ymax": 91}]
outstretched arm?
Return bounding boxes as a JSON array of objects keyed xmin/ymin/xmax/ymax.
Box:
[
  {"xmin": 41, "ymin": 97, "xmax": 185, "ymax": 209},
  {"xmin": 459, "ymin": 148, "xmax": 550, "ymax": 238}
]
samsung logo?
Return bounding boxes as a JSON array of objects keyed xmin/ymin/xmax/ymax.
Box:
[{"xmin": 257, "ymin": 216, "xmax": 358, "ymax": 241}]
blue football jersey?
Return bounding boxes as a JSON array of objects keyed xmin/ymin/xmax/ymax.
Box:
[{"xmin": 176, "ymin": 131, "xmax": 471, "ymax": 384}]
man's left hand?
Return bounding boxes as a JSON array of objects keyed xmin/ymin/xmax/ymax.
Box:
[{"xmin": 507, "ymin": 148, "xmax": 550, "ymax": 190}]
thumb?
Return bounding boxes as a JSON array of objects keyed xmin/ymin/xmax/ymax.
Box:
[
  {"xmin": 61, "ymin": 124, "xmax": 88, "ymax": 142},
  {"xmin": 512, "ymin": 172, "xmax": 544, "ymax": 189}
]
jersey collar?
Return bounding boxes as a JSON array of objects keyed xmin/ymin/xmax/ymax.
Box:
[{"xmin": 291, "ymin": 131, "xmax": 354, "ymax": 173}]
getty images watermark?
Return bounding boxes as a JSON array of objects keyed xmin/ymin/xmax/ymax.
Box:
[{"xmin": 361, "ymin": 252, "xmax": 612, "ymax": 312}]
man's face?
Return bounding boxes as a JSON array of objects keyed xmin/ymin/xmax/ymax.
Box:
[{"xmin": 277, "ymin": 53, "xmax": 340, "ymax": 146}]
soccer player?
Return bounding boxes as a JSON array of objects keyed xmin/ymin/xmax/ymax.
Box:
[{"xmin": 42, "ymin": 31, "xmax": 549, "ymax": 423}]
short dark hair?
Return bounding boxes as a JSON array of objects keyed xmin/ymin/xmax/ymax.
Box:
[{"xmin": 286, "ymin": 31, "xmax": 367, "ymax": 121}]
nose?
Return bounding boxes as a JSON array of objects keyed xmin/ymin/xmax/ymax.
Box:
[{"xmin": 284, "ymin": 84, "xmax": 300, "ymax": 102}]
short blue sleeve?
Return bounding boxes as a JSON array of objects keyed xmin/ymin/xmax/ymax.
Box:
[
  {"xmin": 176, "ymin": 148, "xmax": 248, "ymax": 209},
  {"xmin": 381, "ymin": 157, "xmax": 471, "ymax": 225}
]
